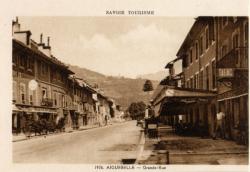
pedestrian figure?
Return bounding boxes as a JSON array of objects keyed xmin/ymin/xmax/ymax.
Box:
[
  {"xmin": 213, "ymin": 111, "xmax": 225, "ymax": 139},
  {"xmin": 104, "ymin": 115, "xmax": 108, "ymax": 126}
]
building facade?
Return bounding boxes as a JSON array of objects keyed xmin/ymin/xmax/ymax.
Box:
[
  {"xmin": 151, "ymin": 16, "xmax": 248, "ymax": 144},
  {"xmin": 12, "ymin": 20, "xmax": 75, "ymax": 134},
  {"xmin": 176, "ymin": 17, "xmax": 218, "ymax": 136},
  {"xmin": 216, "ymin": 17, "xmax": 248, "ymax": 142}
]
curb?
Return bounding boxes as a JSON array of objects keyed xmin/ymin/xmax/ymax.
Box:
[{"xmin": 135, "ymin": 129, "xmax": 146, "ymax": 163}]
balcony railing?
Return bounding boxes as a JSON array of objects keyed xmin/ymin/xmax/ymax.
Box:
[
  {"xmin": 217, "ymin": 47, "xmax": 248, "ymax": 69},
  {"xmin": 41, "ymin": 98, "xmax": 53, "ymax": 107}
]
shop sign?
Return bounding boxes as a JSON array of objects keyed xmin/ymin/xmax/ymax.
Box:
[{"xmin": 218, "ymin": 68, "xmax": 234, "ymax": 78}]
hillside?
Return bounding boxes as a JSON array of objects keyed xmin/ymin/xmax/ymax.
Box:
[
  {"xmin": 136, "ymin": 70, "xmax": 167, "ymax": 81},
  {"xmin": 69, "ymin": 65, "xmax": 159, "ymax": 110}
]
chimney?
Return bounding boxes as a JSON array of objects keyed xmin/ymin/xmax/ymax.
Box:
[
  {"xmin": 12, "ymin": 17, "xmax": 20, "ymax": 35},
  {"xmin": 40, "ymin": 33, "xmax": 43, "ymax": 44},
  {"xmin": 47, "ymin": 37, "xmax": 50, "ymax": 46},
  {"xmin": 12, "ymin": 16, "xmax": 33, "ymax": 46},
  {"xmin": 40, "ymin": 36, "xmax": 51, "ymax": 57}
]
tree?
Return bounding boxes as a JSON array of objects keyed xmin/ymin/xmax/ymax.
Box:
[
  {"xmin": 128, "ymin": 101, "xmax": 146, "ymax": 120},
  {"xmin": 143, "ymin": 80, "xmax": 153, "ymax": 92}
]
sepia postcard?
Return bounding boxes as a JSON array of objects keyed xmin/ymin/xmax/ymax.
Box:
[{"xmin": 0, "ymin": 0, "xmax": 249, "ymax": 172}]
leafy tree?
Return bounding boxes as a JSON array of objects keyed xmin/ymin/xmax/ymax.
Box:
[
  {"xmin": 128, "ymin": 101, "xmax": 146, "ymax": 120},
  {"xmin": 143, "ymin": 80, "xmax": 153, "ymax": 92}
]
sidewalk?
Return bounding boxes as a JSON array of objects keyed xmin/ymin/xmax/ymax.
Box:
[
  {"xmin": 137, "ymin": 125, "xmax": 248, "ymax": 165},
  {"xmin": 12, "ymin": 123, "xmax": 112, "ymax": 142}
]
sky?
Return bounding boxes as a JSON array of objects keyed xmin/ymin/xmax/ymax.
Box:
[{"xmin": 18, "ymin": 17, "xmax": 195, "ymax": 78}]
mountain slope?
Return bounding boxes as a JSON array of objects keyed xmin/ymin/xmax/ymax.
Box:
[
  {"xmin": 136, "ymin": 70, "xmax": 167, "ymax": 81},
  {"xmin": 69, "ymin": 65, "xmax": 159, "ymax": 109}
]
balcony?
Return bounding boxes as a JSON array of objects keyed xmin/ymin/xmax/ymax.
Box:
[
  {"xmin": 217, "ymin": 47, "xmax": 248, "ymax": 69},
  {"xmin": 41, "ymin": 98, "xmax": 53, "ymax": 107}
]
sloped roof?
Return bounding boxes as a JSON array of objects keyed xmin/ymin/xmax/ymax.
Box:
[{"xmin": 13, "ymin": 39, "xmax": 74, "ymax": 74}]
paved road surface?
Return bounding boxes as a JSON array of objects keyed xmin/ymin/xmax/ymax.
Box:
[{"xmin": 13, "ymin": 121, "xmax": 142, "ymax": 164}]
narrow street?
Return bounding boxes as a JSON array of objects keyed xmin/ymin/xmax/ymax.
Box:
[{"xmin": 13, "ymin": 121, "xmax": 142, "ymax": 164}]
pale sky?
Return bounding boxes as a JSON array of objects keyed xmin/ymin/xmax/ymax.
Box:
[{"xmin": 18, "ymin": 17, "xmax": 195, "ymax": 78}]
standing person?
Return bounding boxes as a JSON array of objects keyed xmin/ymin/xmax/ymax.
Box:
[
  {"xmin": 104, "ymin": 115, "xmax": 108, "ymax": 126},
  {"xmin": 213, "ymin": 110, "xmax": 225, "ymax": 139}
]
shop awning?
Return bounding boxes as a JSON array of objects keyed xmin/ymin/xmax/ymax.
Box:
[
  {"xmin": 152, "ymin": 86, "xmax": 216, "ymax": 116},
  {"xmin": 13, "ymin": 106, "xmax": 57, "ymax": 114},
  {"xmin": 12, "ymin": 104, "xmax": 22, "ymax": 112},
  {"xmin": 152, "ymin": 86, "xmax": 216, "ymax": 106}
]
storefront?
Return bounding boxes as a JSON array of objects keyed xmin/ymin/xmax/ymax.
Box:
[
  {"xmin": 12, "ymin": 104, "xmax": 58, "ymax": 135},
  {"xmin": 152, "ymin": 86, "xmax": 216, "ymax": 136},
  {"xmin": 217, "ymin": 87, "xmax": 248, "ymax": 143}
]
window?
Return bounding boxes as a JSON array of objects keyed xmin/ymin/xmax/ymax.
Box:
[
  {"xmin": 190, "ymin": 49, "xmax": 193, "ymax": 64},
  {"xmin": 205, "ymin": 28, "xmax": 209, "ymax": 49},
  {"xmin": 29, "ymin": 89, "xmax": 34, "ymax": 105},
  {"xmin": 54, "ymin": 92, "xmax": 57, "ymax": 106},
  {"xmin": 232, "ymin": 33, "xmax": 240, "ymax": 64},
  {"xmin": 212, "ymin": 60, "xmax": 216, "ymax": 89},
  {"xmin": 27, "ymin": 57, "xmax": 34, "ymax": 72},
  {"xmin": 62, "ymin": 95, "xmax": 65, "ymax": 107},
  {"xmin": 60, "ymin": 73, "xmax": 64, "ymax": 82},
  {"xmin": 19, "ymin": 54, "xmax": 26, "ymax": 69},
  {"xmin": 41, "ymin": 62, "xmax": 48, "ymax": 75},
  {"xmin": 205, "ymin": 66, "xmax": 209, "ymax": 90},
  {"xmin": 195, "ymin": 74, "xmax": 199, "ymax": 89},
  {"xmin": 190, "ymin": 77, "xmax": 194, "ymax": 89},
  {"xmin": 199, "ymin": 36, "xmax": 204, "ymax": 55},
  {"xmin": 194, "ymin": 75, "xmax": 196, "ymax": 89},
  {"xmin": 244, "ymin": 22, "xmax": 248, "ymax": 46},
  {"xmin": 195, "ymin": 42, "xmax": 199, "ymax": 60},
  {"xmin": 57, "ymin": 93, "xmax": 61, "ymax": 107},
  {"xmin": 233, "ymin": 33, "xmax": 239, "ymax": 48},
  {"xmin": 20, "ymin": 83, "xmax": 26, "ymax": 104},
  {"xmin": 13, "ymin": 81, "xmax": 17, "ymax": 102},
  {"xmin": 221, "ymin": 44, "xmax": 228, "ymax": 57},
  {"xmin": 42, "ymin": 88, "xmax": 47, "ymax": 99},
  {"xmin": 186, "ymin": 80, "xmax": 189, "ymax": 88},
  {"xmin": 199, "ymin": 70, "xmax": 203, "ymax": 89}
]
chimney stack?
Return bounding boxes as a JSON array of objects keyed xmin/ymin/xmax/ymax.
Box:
[
  {"xmin": 47, "ymin": 37, "xmax": 50, "ymax": 46},
  {"xmin": 40, "ymin": 33, "xmax": 43, "ymax": 44},
  {"xmin": 12, "ymin": 16, "xmax": 21, "ymax": 34}
]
